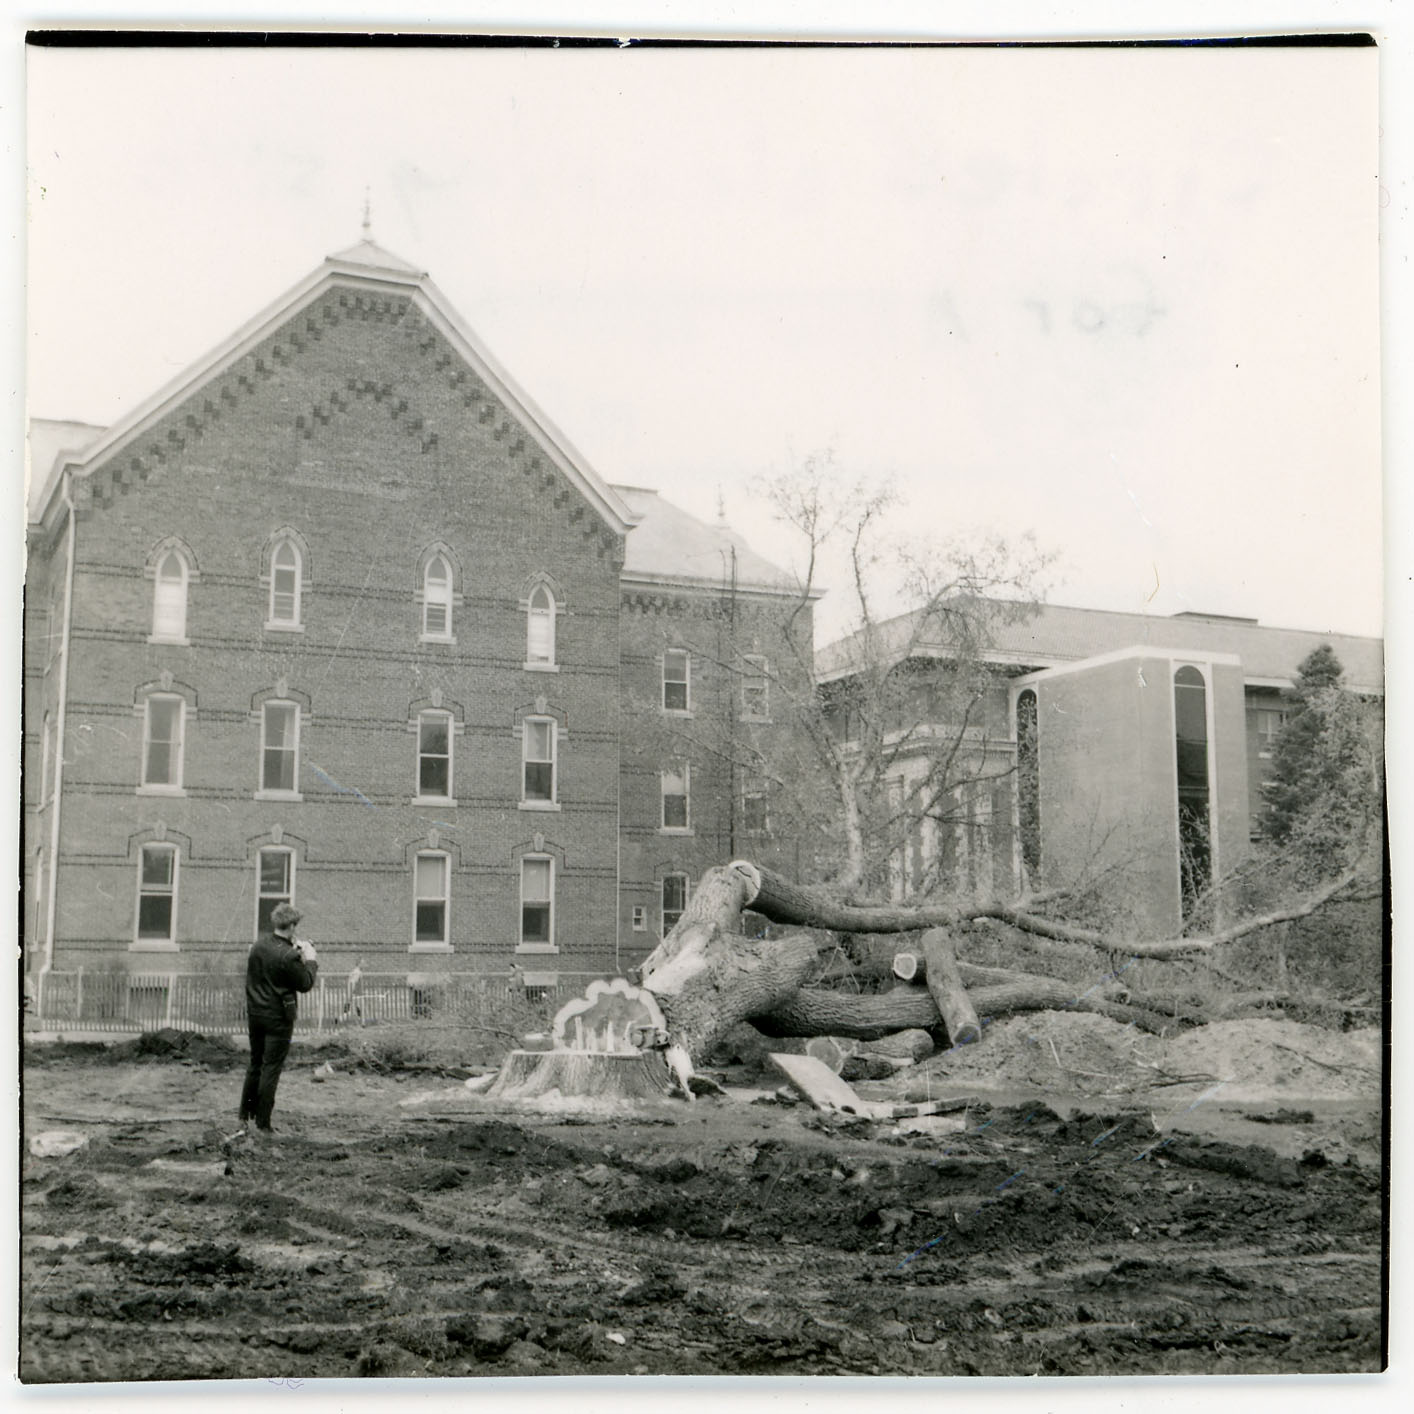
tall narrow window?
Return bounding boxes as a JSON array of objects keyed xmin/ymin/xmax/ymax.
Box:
[
  {"xmin": 422, "ymin": 555, "xmax": 453, "ymax": 639},
  {"xmin": 1174, "ymin": 666, "xmax": 1211, "ymax": 919},
  {"xmin": 136, "ymin": 844, "xmax": 178, "ymax": 944},
  {"xmin": 152, "ymin": 551, "xmax": 188, "ymax": 640},
  {"xmin": 142, "ymin": 696, "xmax": 185, "ymax": 790},
  {"xmin": 268, "ymin": 540, "xmax": 302, "ymax": 627},
  {"xmin": 520, "ymin": 857, "xmax": 554, "ymax": 946},
  {"xmin": 414, "ymin": 852, "xmax": 450, "ymax": 946},
  {"xmin": 417, "ymin": 712, "xmax": 453, "ymax": 799},
  {"xmin": 526, "ymin": 584, "xmax": 556, "ymax": 666},
  {"xmin": 1254, "ymin": 706, "xmax": 1288, "ymax": 759},
  {"xmin": 256, "ymin": 849, "xmax": 294, "ymax": 936},
  {"xmin": 261, "ymin": 701, "xmax": 299, "ymax": 794},
  {"xmin": 661, "ymin": 763, "xmax": 689, "ymax": 830},
  {"xmin": 742, "ymin": 789, "xmax": 769, "ymax": 835},
  {"xmin": 662, "ymin": 650, "xmax": 690, "ymax": 712},
  {"xmin": 741, "ymin": 655, "xmax": 770, "ymax": 720},
  {"xmin": 522, "ymin": 718, "xmax": 556, "ymax": 803},
  {"xmin": 661, "ymin": 873, "xmax": 688, "ymax": 936},
  {"xmin": 1016, "ymin": 688, "xmax": 1041, "ymax": 880}
]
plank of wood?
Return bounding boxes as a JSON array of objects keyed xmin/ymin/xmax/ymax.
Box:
[{"xmin": 767, "ymin": 1052, "xmax": 870, "ymax": 1113}]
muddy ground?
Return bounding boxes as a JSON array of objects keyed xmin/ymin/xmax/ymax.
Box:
[{"xmin": 20, "ymin": 1027, "xmax": 1386, "ymax": 1382}]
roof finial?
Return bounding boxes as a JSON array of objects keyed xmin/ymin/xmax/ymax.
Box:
[{"xmin": 361, "ymin": 188, "xmax": 372, "ymax": 239}]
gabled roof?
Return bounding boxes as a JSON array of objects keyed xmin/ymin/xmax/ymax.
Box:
[
  {"xmin": 25, "ymin": 419, "xmax": 107, "ymax": 522},
  {"xmin": 613, "ymin": 484, "xmax": 814, "ymax": 599},
  {"xmin": 817, "ymin": 599, "xmax": 1384, "ymax": 696},
  {"xmin": 27, "ymin": 239, "xmax": 639, "ymax": 538}
]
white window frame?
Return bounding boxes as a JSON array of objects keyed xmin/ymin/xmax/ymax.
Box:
[
  {"xmin": 257, "ymin": 700, "xmax": 302, "ymax": 800},
  {"xmin": 741, "ymin": 654, "xmax": 770, "ymax": 721},
  {"xmin": 150, "ymin": 549, "xmax": 190, "ymax": 644},
  {"xmin": 421, "ymin": 553, "xmax": 455, "ymax": 642},
  {"xmin": 520, "ymin": 716, "xmax": 559, "ymax": 809},
  {"xmin": 255, "ymin": 847, "xmax": 296, "ymax": 939},
  {"xmin": 133, "ymin": 843, "xmax": 179, "ymax": 951},
  {"xmin": 415, "ymin": 709, "xmax": 455, "ymax": 803},
  {"xmin": 139, "ymin": 694, "xmax": 186, "ymax": 796},
  {"xmin": 661, "ymin": 873, "xmax": 689, "ymax": 938},
  {"xmin": 525, "ymin": 583, "xmax": 558, "ymax": 670},
  {"xmin": 631, "ymin": 904, "xmax": 648, "ymax": 932},
  {"xmin": 518, "ymin": 855, "xmax": 557, "ymax": 953},
  {"xmin": 660, "ymin": 762, "xmax": 691, "ymax": 832},
  {"xmin": 662, "ymin": 649, "xmax": 691, "ymax": 713},
  {"xmin": 1255, "ymin": 706, "xmax": 1288, "ymax": 760},
  {"xmin": 266, "ymin": 538, "xmax": 304, "ymax": 631},
  {"xmin": 411, "ymin": 850, "xmax": 452, "ymax": 952}
]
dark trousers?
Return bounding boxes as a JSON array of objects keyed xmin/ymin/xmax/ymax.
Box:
[{"xmin": 240, "ymin": 1020, "xmax": 293, "ymax": 1130}]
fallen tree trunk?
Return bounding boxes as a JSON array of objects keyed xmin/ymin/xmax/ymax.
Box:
[
  {"xmin": 919, "ymin": 928, "xmax": 982, "ymax": 1046},
  {"xmin": 752, "ymin": 977, "xmax": 1177, "ymax": 1040},
  {"xmin": 745, "ymin": 861, "xmax": 1363, "ymax": 962}
]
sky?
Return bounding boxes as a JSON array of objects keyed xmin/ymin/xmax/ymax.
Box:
[{"xmin": 24, "ymin": 38, "xmax": 1384, "ymax": 647}]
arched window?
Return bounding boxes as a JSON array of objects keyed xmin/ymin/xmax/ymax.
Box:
[
  {"xmin": 152, "ymin": 550, "xmax": 189, "ymax": 640},
  {"xmin": 526, "ymin": 583, "xmax": 556, "ymax": 667},
  {"xmin": 268, "ymin": 539, "xmax": 303, "ymax": 628},
  {"xmin": 1173, "ymin": 666, "xmax": 1211, "ymax": 920},
  {"xmin": 422, "ymin": 554, "xmax": 453, "ymax": 639}
]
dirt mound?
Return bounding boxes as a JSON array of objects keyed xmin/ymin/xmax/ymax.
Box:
[
  {"xmin": 108, "ymin": 1029, "xmax": 242, "ymax": 1068},
  {"xmin": 909, "ymin": 1011, "xmax": 1381, "ymax": 1103},
  {"xmin": 1156, "ymin": 1020, "xmax": 1381, "ymax": 1102}
]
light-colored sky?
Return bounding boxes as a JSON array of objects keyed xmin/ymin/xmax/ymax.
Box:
[{"xmin": 25, "ymin": 40, "xmax": 1382, "ymax": 642}]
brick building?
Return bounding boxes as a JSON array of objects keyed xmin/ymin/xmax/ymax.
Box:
[
  {"xmin": 23, "ymin": 237, "xmax": 811, "ymax": 994},
  {"xmin": 817, "ymin": 604, "xmax": 1383, "ymax": 936}
]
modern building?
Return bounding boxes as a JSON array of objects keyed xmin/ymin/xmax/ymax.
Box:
[
  {"xmin": 816, "ymin": 602, "xmax": 1383, "ymax": 936},
  {"xmin": 23, "ymin": 236, "xmax": 812, "ymax": 995}
]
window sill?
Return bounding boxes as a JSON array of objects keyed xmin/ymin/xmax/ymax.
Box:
[
  {"xmin": 263, "ymin": 622, "xmax": 305, "ymax": 634},
  {"xmin": 515, "ymin": 942, "xmax": 559, "ymax": 955},
  {"xmin": 662, "ymin": 707, "xmax": 693, "ymax": 718},
  {"xmin": 659, "ymin": 826, "xmax": 694, "ymax": 836},
  {"xmin": 129, "ymin": 940, "xmax": 179, "ymax": 953},
  {"xmin": 519, "ymin": 800, "xmax": 561, "ymax": 812},
  {"xmin": 740, "ymin": 715, "xmax": 772, "ymax": 726},
  {"xmin": 412, "ymin": 796, "xmax": 458, "ymax": 808},
  {"xmin": 146, "ymin": 635, "xmax": 190, "ymax": 647},
  {"xmin": 420, "ymin": 634, "xmax": 457, "ymax": 646},
  {"xmin": 137, "ymin": 784, "xmax": 186, "ymax": 798},
  {"xmin": 523, "ymin": 661, "xmax": 559, "ymax": 673},
  {"xmin": 255, "ymin": 790, "xmax": 304, "ymax": 803},
  {"xmin": 409, "ymin": 942, "xmax": 454, "ymax": 954}
]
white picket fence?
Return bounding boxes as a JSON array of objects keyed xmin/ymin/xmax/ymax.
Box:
[{"xmin": 26, "ymin": 969, "xmax": 607, "ymax": 1036}]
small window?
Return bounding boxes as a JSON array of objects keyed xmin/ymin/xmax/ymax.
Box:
[
  {"xmin": 256, "ymin": 848, "xmax": 294, "ymax": 937},
  {"xmin": 422, "ymin": 554, "xmax": 453, "ymax": 639},
  {"xmin": 521, "ymin": 857, "xmax": 554, "ymax": 946},
  {"xmin": 1254, "ymin": 707, "xmax": 1288, "ymax": 759},
  {"xmin": 741, "ymin": 655, "xmax": 770, "ymax": 720},
  {"xmin": 661, "ymin": 763, "xmax": 690, "ymax": 830},
  {"xmin": 662, "ymin": 650, "xmax": 690, "ymax": 712},
  {"xmin": 631, "ymin": 904, "xmax": 647, "ymax": 931},
  {"xmin": 414, "ymin": 852, "xmax": 450, "ymax": 946},
  {"xmin": 142, "ymin": 696, "xmax": 185, "ymax": 790},
  {"xmin": 136, "ymin": 844, "xmax": 178, "ymax": 943},
  {"xmin": 523, "ymin": 718, "xmax": 557, "ymax": 803},
  {"xmin": 661, "ymin": 874, "xmax": 688, "ymax": 937},
  {"xmin": 268, "ymin": 539, "xmax": 302, "ymax": 627},
  {"xmin": 527, "ymin": 584, "xmax": 556, "ymax": 666},
  {"xmin": 417, "ymin": 711, "xmax": 453, "ymax": 799},
  {"xmin": 152, "ymin": 550, "xmax": 189, "ymax": 640},
  {"xmin": 742, "ymin": 789, "xmax": 769, "ymax": 835},
  {"xmin": 261, "ymin": 701, "xmax": 300, "ymax": 794}
]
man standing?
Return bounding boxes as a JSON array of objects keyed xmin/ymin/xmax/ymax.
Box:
[{"xmin": 239, "ymin": 902, "xmax": 318, "ymax": 1135}]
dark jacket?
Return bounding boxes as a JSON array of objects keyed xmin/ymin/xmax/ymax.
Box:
[{"xmin": 246, "ymin": 932, "xmax": 318, "ymax": 1030}]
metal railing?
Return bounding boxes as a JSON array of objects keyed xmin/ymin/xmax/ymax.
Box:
[{"xmin": 25, "ymin": 970, "xmax": 610, "ymax": 1036}]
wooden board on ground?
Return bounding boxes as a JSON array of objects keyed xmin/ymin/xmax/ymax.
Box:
[{"xmin": 768, "ymin": 1052, "xmax": 871, "ymax": 1113}]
